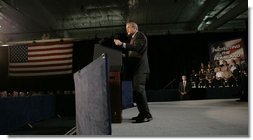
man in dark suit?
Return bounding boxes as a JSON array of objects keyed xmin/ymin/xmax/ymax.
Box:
[
  {"xmin": 114, "ymin": 21, "xmax": 152, "ymax": 123},
  {"xmin": 178, "ymin": 75, "xmax": 192, "ymax": 100}
]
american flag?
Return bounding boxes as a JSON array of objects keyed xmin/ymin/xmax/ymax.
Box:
[{"xmin": 8, "ymin": 41, "xmax": 73, "ymax": 77}]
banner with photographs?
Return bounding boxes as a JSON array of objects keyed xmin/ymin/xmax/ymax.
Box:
[{"xmin": 209, "ymin": 38, "xmax": 246, "ymax": 65}]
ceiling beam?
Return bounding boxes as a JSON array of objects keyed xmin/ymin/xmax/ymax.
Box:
[
  {"xmin": 205, "ymin": 0, "xmax": 248, "ymax": 30},
  {"xmin": 185, "ymin": 0, "xmax": 220, "ymax": 31},
  {"xmin": 29, "ymin": 0, "xmax": 58, "ymax": 29},
  {"xmin": 0, "ymin": 0, "xmax": 39, "ymax": 32}
]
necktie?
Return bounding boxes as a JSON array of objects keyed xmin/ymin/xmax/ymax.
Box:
[
  {"xmin": 183, "ymin": 81, "xmax": 186, "ymax": 92},
  {"xmin": 129, "ymin": 38, "xmax": 134, "ymax": 56},
  {"xmin": 130, "ymin": 38, "xmax": 134, "ymax": 45}
]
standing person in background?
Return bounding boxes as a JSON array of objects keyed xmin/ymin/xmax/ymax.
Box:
[
  {"xmin": 114, "ymin": 21, "xmax": 152, "ymax": 123},
  {"xmin": 236, "ymin": 58, "xmax": 248, "ymax": 102},
  {"xmin": 178, "ymin": 75, "xmax": 192, "ymax": 100},
  {"xmin": 229, "ymin": 59, "xmax": 240, "ymax": 86}
]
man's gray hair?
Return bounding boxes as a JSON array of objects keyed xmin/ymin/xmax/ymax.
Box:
[{"xmin": 127, "ymin": 22, "xmax": 138, "ymax": 31}]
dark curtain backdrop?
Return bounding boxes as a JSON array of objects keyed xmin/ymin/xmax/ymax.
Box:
[
  {"xmin": 147, "ymin": 31, "xmax": 248, "ymax": 89},
  {"xmin": 0, "ymin": 31, "xmax": 247, "ymax": 91},
  {"xmin": 0, "ymin": 47, "xmax": 8, "ymax": 90}
]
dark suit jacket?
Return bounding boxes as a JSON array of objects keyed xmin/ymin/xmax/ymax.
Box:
[
  {"xmin": 178, "ymin": 81, "xmax": 192, "ymax": 94},
  {"xmin": 124, "ymin": 31, "xmax": 150, "ymax": 75}
]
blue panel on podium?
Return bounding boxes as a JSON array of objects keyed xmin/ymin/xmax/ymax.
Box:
[
  {"xmin": 74, "ymin": 54, "xmax": 111, "ymax": 135},
  {"xmin": 122, "ymin": 81, "xmax": 133, "ymax": 109}
]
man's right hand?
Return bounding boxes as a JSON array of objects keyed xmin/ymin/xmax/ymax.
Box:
[{"xmin": 114, "ymin": 39, "xmax": 123, "ymax": 46}]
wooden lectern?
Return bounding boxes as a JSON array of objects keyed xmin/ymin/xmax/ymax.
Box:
[
  {"xmin": 109, "ymin": 71, "xmax": 122, "ymax": 123},
  {"xmin": 93, "ymin": 44, "xmax": 122, "ymax": 123}
]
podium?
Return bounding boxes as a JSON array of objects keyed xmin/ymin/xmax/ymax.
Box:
[
  {"xmin": 94, "ymin": 44, "xmax": 122, "ymax": 123},
  {"xmin": 74, "ymin": 55, "xmax": 111, "ymax": 135},
  {"xmin": 109, "ymin": 71, "xmax": 122, "ymax": 123}
]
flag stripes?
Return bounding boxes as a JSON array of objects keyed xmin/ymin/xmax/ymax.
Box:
[{"xmin": 9, "ymin": 42, "xmax": 73, "ymax": 77}]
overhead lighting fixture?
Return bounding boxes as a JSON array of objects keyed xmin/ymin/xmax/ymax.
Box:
[
  {"xmin": 198, "ymin": 0, "xmax": 207, "ymax": 6},
  {"xmin": 205, "ymin": 21, "xmax": 212, "ymax": 25},
  {"xmin": 204, "ymin": 16, "xmax": 217, "ymax": 25},
  {"xmin": 128, "ymin": 0, "xmax": 138, "ymax": 8}
]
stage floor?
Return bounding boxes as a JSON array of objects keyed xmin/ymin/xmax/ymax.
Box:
[
  {"xmin": 112, "ymin": 99, "xmax": 248, "ymax": 137},
  {"xmin": 8, "ymin": 99, "xmax": 248, "ymax": 137}
]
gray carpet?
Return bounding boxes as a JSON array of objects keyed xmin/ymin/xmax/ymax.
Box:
[
  {"xmin": 112, "ymin": 99, "xmax": 248, "ymax": 137},
  {"xmin": 7, "ymin": 99, "xmax": 248, "ymax": 137}
]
